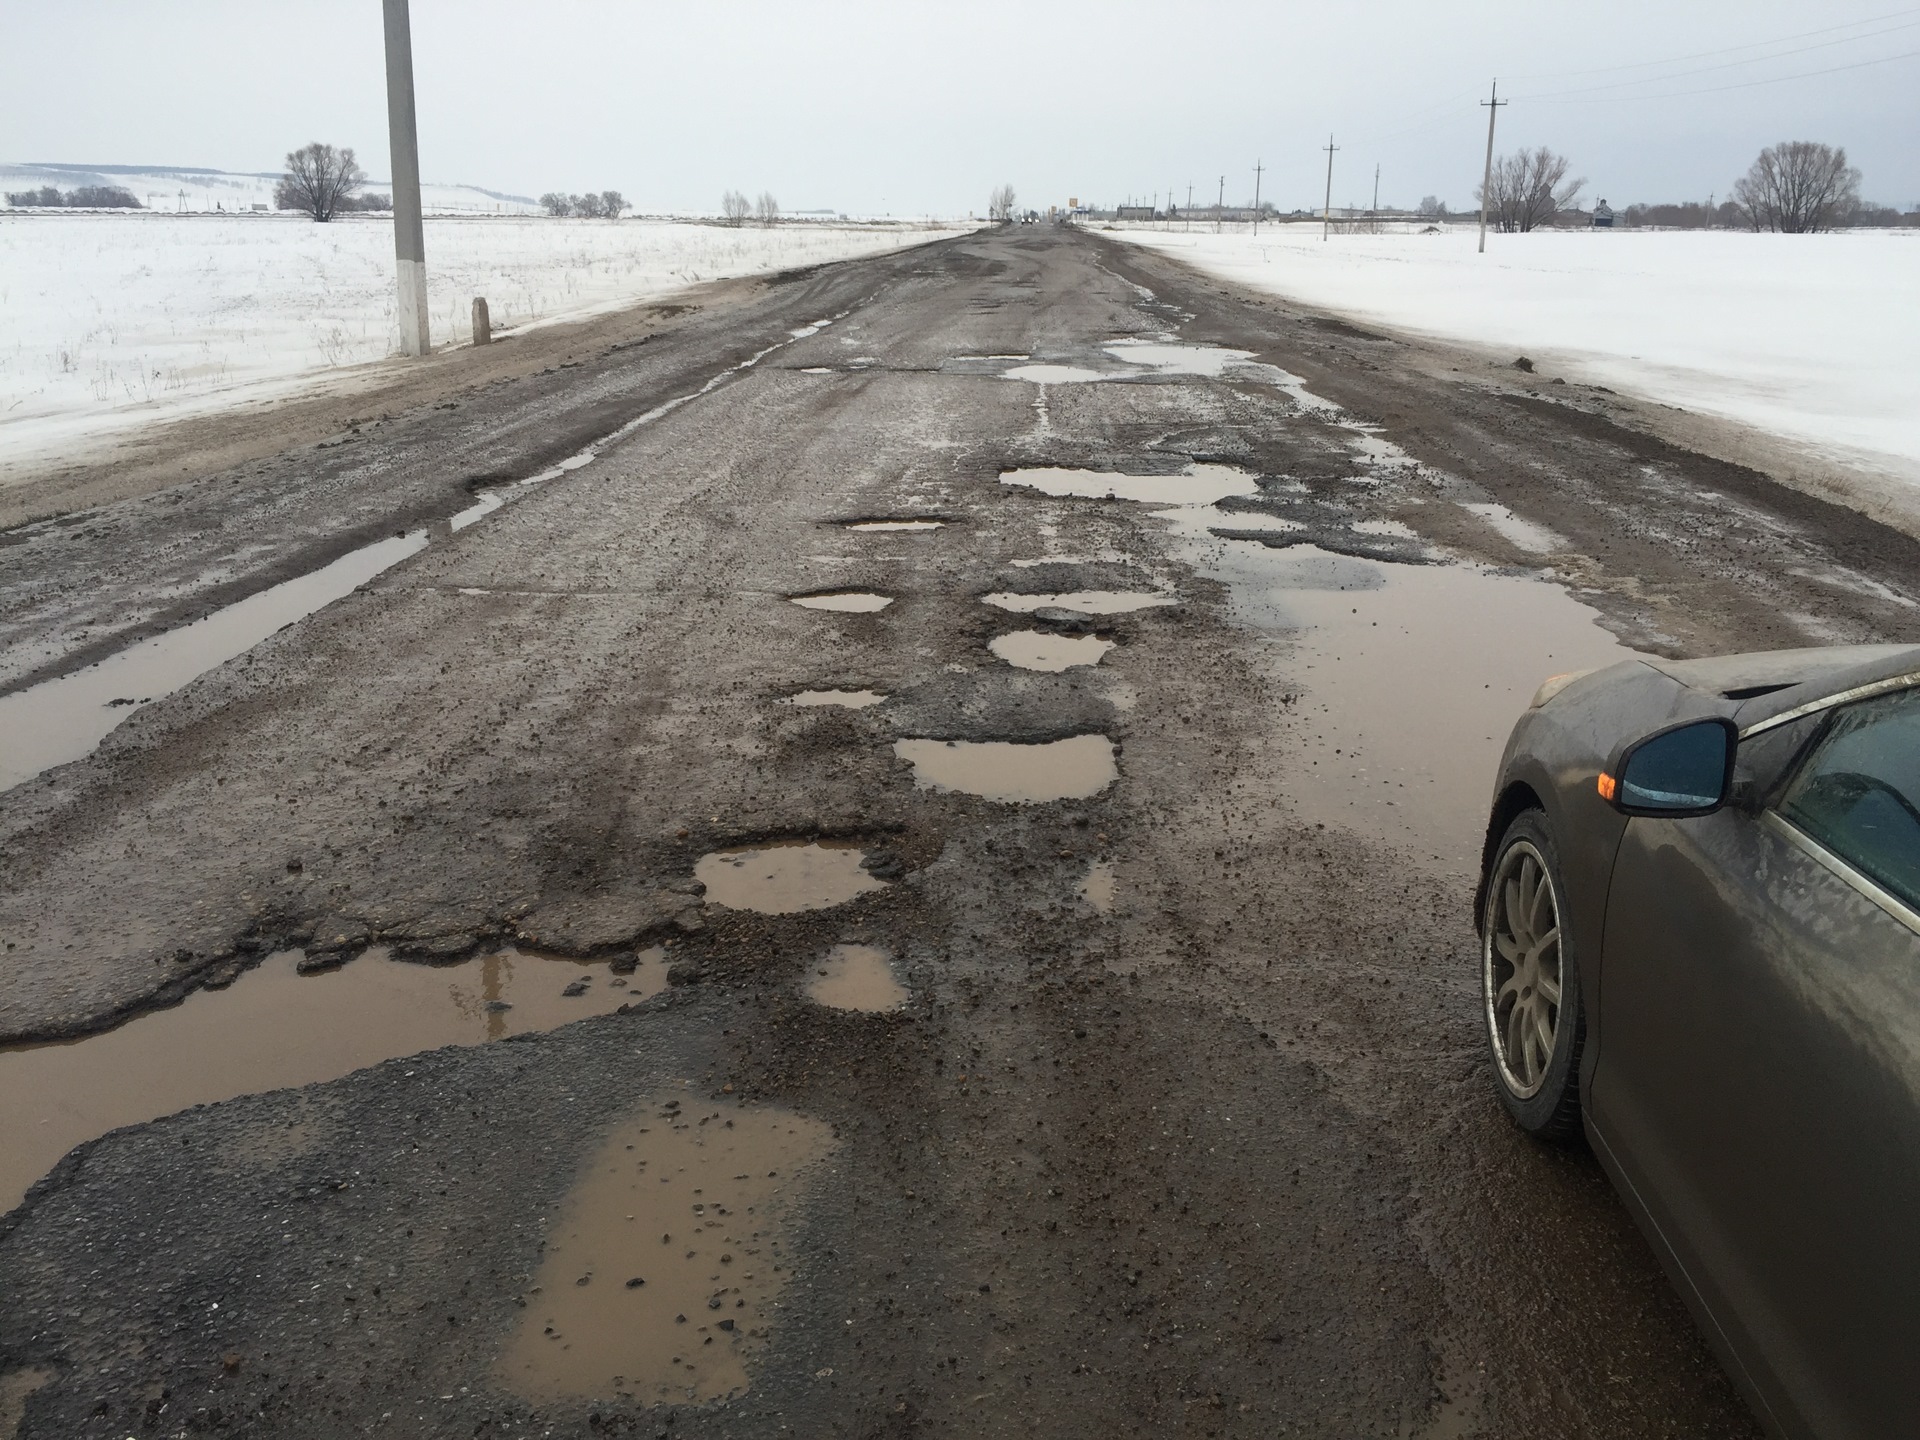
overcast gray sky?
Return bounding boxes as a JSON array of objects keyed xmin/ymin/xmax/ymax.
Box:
[{"xmin": 8, "ymin": 1, "xmax": 1917, "ymax": 215}]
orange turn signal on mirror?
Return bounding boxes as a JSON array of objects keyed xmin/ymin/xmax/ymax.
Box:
[{"xmin": 1597, "ymin": 773, "xmax": 1618, "ymax": 801}]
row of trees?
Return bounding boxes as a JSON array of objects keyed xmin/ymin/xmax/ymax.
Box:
[
  {"xmin": 720, "ymin": 190, "xmax": 780, "ymax": 225},
  {"xmin": 539, "ymin": 190, "xmax": 629, "ymax": 218},
  {"xmin": 1464, "ymin": 140, "xmax": 1885, "ymax": 235},
  {"xmin": 7, "ymin": 184, "xmax": 143, "ymax": 208}
]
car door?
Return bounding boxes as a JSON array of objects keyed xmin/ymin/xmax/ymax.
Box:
[{"xmin": 1591, "ymin": 685, "xmax": 1920, "ymax": 1439}]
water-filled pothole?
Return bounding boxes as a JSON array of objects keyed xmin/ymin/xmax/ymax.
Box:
[
  {"xmin": 786, "ymin": 689, "xmax": 888, "ymax": 709},
  {"xmin": 988, "ymin": 631, "xmax": 1115, "ymax": 672},
  {"xmin": 984, "ymin": 590, "xmax": 1174, "ymax": 615},
  {"xmin": 1001, "ymin": 464, "xmax": 1259, "ymax": 506},
  {"xmin": 500, "ymin": 1099, "xmax": 834, "ymax": 1404},
  {"xmin": 804, "ymin": 944, "xmax": 907, "ymax": 1012},
  {"xmin": 693, "ymin": 841, "xmax": 888, "ymax": 914},
  {"xmin": 1080, "ymin": 861, "xmax": 1116, "ymax": 913},
  {"xmin": 788, "ymin": 591, "xmax": 893, "ymax": 613},
  {"xmin": 0, "ymin": 945, "xmax": 666, "ymax": 1214},
  {"xmin": 843, "ymin": 519, "xmax": 945, "ymax": 532},
  {"xmin": 893, "ymin": 735, "xmax": 1117, "ymax": 803},
  {"xmin": 1001, "ymin": 363, "xmax": 1108, "ymax": 384}
]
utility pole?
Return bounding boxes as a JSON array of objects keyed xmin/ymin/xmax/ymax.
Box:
[
  {"xmin": 1216, "ymin": 175, "xmax": 1224, "ymax": 233},
  {"xmin": 1186, "ymin": 183, "xmax": 1193, "ymax": 231},
  {"xmin": 1252, "ymin": 160, "xmax": 1264, "ymax": 235},
  {"xmin": 1372, "ymin": 163, "xmax": 1380, "ymax": 214},
  {"xmin": 1477, "ymin": 79, "xmax": 1507, "ymax": 255},
  {"xmin": 383, "ymin": 0, "xmax": 430, "ymax": 355},
  {"xmin": 1321, "ymin": 135, "xmax": 1339, "ymax": 240}
]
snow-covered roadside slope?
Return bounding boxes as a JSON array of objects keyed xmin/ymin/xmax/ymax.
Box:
[
  {"xmin": 0, "ymin": 214, "xmax": 973, "ymax": 478},
  {"xmin": 1107, "ymin": 224, "xmax": 1920, "ymax": 500},
  {"xmin": 1, "ymin": 163, "xmax": 535, "ymax": 214}
]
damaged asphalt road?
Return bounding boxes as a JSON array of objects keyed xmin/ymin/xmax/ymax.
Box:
[{"xmin": 6, "ymin": 224, "xmax": 1920, "ymax": 1438}]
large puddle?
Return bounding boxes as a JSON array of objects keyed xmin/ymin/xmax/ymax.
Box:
[
  {"xmin": 1001, "ymin": 464, "xmax": 1258, "ymax": 506},
  {"xmin": 0, "ymin": 945, "xmax": 666, "ymax": 1214},
  {"xmin": 804, "ymin": 944, "xmax": 908, "ymax": 1012},
  {"xmin": 786, "ymin": 689, "xmax": 887, "ymax": 709},
  {"xmin": 787, "ymin": 591, "xmax": 893, "ymax": 613},
  {"xmin": 693, "ymin": 841, "xmax": 889, "ymax": 914},
  {"xmin": 893, "ymin": 735, "xmax": 1118, "ymax": 803},
  {"xmin": 983, "ymin": 590, "xmax": 1174, "ymax": 615},
  {"xmin": 843, "ymin": 519, "xmax": 944, "ymax": 533},
  {"xmin": 500, "ymin": 1099, "xmax": 834, "ymax": 1404},
  {"xmin": 988, "ymin": 631, "xmax": 1115, "ymax": 672}
]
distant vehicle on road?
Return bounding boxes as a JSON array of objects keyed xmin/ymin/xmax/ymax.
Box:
[{"xmin": 1478, "ymin": 644, "xmax": 1920, "ymax": 1440}]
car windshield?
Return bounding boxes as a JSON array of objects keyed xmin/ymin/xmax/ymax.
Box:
[{"xmin": 1778, "ymin": 686, "xmax": 1920, "ymax": 911}]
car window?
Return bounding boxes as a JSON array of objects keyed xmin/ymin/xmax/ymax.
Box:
[{"xmin": 1778, "ymin": 687, "xmax": 1920, "ymax": 911}]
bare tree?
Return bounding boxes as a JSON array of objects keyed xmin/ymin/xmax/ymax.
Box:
[
  {"xmin": 1732, "ymin": 141, "xmax": 1861, "ymax": 233},
  {"xmin": 600, "ymin": 190, "xmax": 629, "ymax": 219},
  {"xmin": 274, "ymin": 142, "xmax": 365, "ymax": 222},
  {"xmin": 722, "ymin": 190, "xmax": 751, "ymax": 225},
  {"xmin": 754, "ymin": 191, "xmax": 779, "ymax": 226},
  {"xmin": 539, "ymin": 191, "xmax": 572, "ymax": 216},
  {"xmin": 988, "ymin": 183, "xmax": 1016, "ymax": 222},
  {"xmin": 1476, "ymin": 147, "xmax": 1585, "ymax": 233},
  {"xmin": 572, "ymin": 192, "xmax": 607, "ymax": 219},
  {"xmin": 1417, "ymin": 194, "xmax": 1449, "ymax": 219}
]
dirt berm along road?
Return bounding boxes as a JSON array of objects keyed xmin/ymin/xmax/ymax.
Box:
[{"xmin": 6, "ymin": 224, "xmax": 1920, "ymax": 1439}]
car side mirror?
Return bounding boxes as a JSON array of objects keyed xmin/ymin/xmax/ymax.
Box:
[{"xmin": 1600, "ymin": 717, "xmax": 1737, "ymax": 818}]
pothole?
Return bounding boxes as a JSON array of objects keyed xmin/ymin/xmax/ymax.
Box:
[
  {"xmin": 785, "ymin": 689, "xmax": 888, "ymax": 709},
  {"xmin": 788, "ymin": 591, "xmax": 893, "ymax": 613},
  {"xmin": 843, "ymin": 519, "xmax": 945, "ymax": 532},
  {"xmin": 984, "ymin": 590, "xmax": 1174, "ymax": 615},
  {"xmin": 693, "ymin": 841, "xmax": 888, "ymax": 914},
  {"xmin": 0, "ymin": 945, "xmax": 666, "ymax": 1214},
  {"xmin": 804, "ymin": 944, "xmax": 908, "ymax": 1012},
  {"xmin": 1102, "ymin": 337, "xmax": 1261, "ymax": 377},
  {"xmin": 1000, "ymin": 463, "xmax": 1259, "ymax": 506},
  {"xmin": 1001, "ymin": 363, "xmax": 1108, "ymax": 384},
  {"xmin": 893, "ymin": 735, "xmax": 1118, "ymax": 803},
  {"xmin": 988, "ymin": 631, "xmax": 1115, "ymax": 672},
  {"xmin": 500, "ymin": 1098, "xmax": 835, "ymax": 1405},
  {"xmin": 1080, "ymin": 861, "xmax": 1116, "ymax": 913}
]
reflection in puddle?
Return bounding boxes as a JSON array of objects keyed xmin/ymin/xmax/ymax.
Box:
[
  {"xmin": 988, "ymin": 631, "xmax": 1115, "ymax": 672},
  {"xmin": 893, "ymin": 735, "xmax": 1117, "ymax": 803},
  {"xmin": 0, "ymin": 532, "xmax": 427, "ymax": 792},
  {"xmin": 1103, "ymin": 337, "xmax": 1259, "ymax": 377},
  {"xmin": 1460, "ymin": 502, "xmax": 1564, "ymax": 553},
  {"xmin": 788, "ymin": 591, "xmax": 893, "ymax": 613},
  {"xmin": 1080, "ymin": 861, "xmax": 1116, "ymax": 913},
  {"xmin": 1000, "ymin": 464, "xmax": 1259, "ymax": 506},
  {"xmin": 1002, "ymin": 364, "xmax": 1108, "ymax": 384},
  {"xmin": 0, "ymin": 946, "xmax": 666, "ymax": 1214},
  {"xmin": 984, "ymin": 590, "xmax": 1175, "ymax": 615},
  {"xmin": 844, "ymin": 519, "xmax": 944, "ymax": 532},
  {"xmin": 501, "ymin": 1100, "xmax": 834, "ymax": 1404},
  {"xmin": 786, "ymin": 689, "xmax": 888, "ymax": 709},
  {"xmin": 694, "ymin": 841, "xmax": 888, "ymax": 914},
  {"xmin": 805, "ymin": 944, "xmax": 908, "ymax": 1012}
]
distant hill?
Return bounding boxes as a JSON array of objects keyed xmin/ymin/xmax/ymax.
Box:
[{"xmin": 2, "ymin": 162, "xmax": 540, "ymax": 214}]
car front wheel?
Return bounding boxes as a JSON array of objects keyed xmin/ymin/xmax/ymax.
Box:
[{"xmin": 1482, "ymin": 810, "xmax": 1585, "ymax": 1141}]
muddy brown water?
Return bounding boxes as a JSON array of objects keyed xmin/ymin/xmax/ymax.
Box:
[
  {"xmin": 982, "ymin": 590, "xmax": 1174, "ymax": 615},
  {"xmin": 787, "ymin": 591, "xmax": 893, "ymax": 613},
  {"xmin": 785, "ymin": 689, "xmax": 888, "ymax": 708},
  {"xmin": 500, "ymin": 1100, "xmax": 834, "ymax": 1404},
  {"xmin": 693, "ymin": 841, "xmax": 888, "ymax": 914},
  {"xmin": 0, "ymin": 946, "xmax": 666, "ymax": 1214},
  {"xmin": 987, "ymin": 630, "xmax": 1115, "ymax": 672},
  {"xmin": 804, "ymin": 944, "xmax": 908, "ymax": 1012},
  {"xmin": 893, "ymin": 735, "xmax": 1118, "ymax": 803},
  {"xmin": 1079, "ymin": 861, "xmax": 1116, "ymax": 913}
]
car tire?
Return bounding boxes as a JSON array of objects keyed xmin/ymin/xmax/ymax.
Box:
[{"xmin": 1481, "ymin": 809, "xmax": 1586, "ymax": 1142}]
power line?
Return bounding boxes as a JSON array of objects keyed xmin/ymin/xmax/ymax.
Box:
[
  {"xmin": 1509, "ymin": 17, "xmax": 1920, "ymax": 98},
  {"xmin": 1502, "ymin": 5, "xmax": 1920, "ymax": 82},
  {"xmin": 1522, "ymin": 45, "xmax": 1920, "ymax": 103}
]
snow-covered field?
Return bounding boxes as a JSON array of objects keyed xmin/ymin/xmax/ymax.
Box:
[
  {"xmin": 1, "ymin": 163, "xmax": 536, "ymax": 215},
  {"xmin": 0, "ymin": 213, "xmax": 971, "ymax": 475},
  {"xmin": 1109, "ymin": 223, "xmax": 1920, "ymax": 494}
]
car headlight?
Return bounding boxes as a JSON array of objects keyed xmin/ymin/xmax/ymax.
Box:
[{"xmin": 1530, "ymin": 669, "xmax": 1596, "ymax": 709}]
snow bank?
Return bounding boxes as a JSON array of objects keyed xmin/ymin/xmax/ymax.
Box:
[
  {"xmin": 0, "ymin": 213, "xmax": 971, "ymax": 476},
  {"xmin": 1108, "ymin": 224, "xmax": 1920, "ymax": 492}
]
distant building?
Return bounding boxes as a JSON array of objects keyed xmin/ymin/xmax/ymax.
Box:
[
  {"xmin": 1116, "ymin": 205, "xmax": 1157, "ymax": 221},
  {"xmin": 1593, "ymin": 199, "xmax": 1614, "ymax": 228}
]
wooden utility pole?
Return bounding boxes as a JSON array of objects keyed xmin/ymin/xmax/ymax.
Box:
[
  {"xmin": 1252, "ymin": 160, "xmax": 1264, "ymax": 235},
  {"xmin": 383, "ymin": 0, "xmax": 430, "ymax": 355},
  {"xmin": 1477, "ymin": 79, "xmax": 1507, "ymax": 255},
  {"xmin": 1321, "ymin": 135, "xmax": 1339, "ymax": 240}
]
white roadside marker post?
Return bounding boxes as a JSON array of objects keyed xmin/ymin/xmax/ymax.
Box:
[
  {"xmin": 472, "ymin": 297, "xmax": 491, "ymax": 346},
  {"xmin": 383, "ymin": 0, "xmax": 430, "ymax": 356}
]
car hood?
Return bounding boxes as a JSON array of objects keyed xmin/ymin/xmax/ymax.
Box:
[{"xmin": 1646, "ymin": 644, "xmax": 1920, "ymax": 730}]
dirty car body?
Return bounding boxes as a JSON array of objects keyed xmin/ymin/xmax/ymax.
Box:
[{"xmin": 1476, "ymin": 644, "xmax": 1920, "ymax": 1440}]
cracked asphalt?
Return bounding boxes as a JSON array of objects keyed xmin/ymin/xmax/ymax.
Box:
[{"xmin": 5, "ymin": 223, "xmax": 1920, "ymax": 1438}]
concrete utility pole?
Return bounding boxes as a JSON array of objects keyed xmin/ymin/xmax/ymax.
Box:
[
  {"xmin": 1321, "ymin": 135, "xmax": 1339, "ymax": 240},
  {"xmin": 383, "ymin": 0, "xmax": 430, "ymax": 356},
  {"xmin": 1216, "ymin": 175, "xmax": 1224, "ymax": 233},
  {"xmin": 1186, "ymin": 183, "xmax": 1193, "ymax": 231},
  {"xmin": 1372, "ymin": 163, "xmax": 1380, "ymax": 214},
  {"xmin": 1477, "ymin": 79, "xmax": 1507, "ymax": 255},
  {"xmin": 1252, "ymin": 160, "xmax": 1264, "ymax": 235}
]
